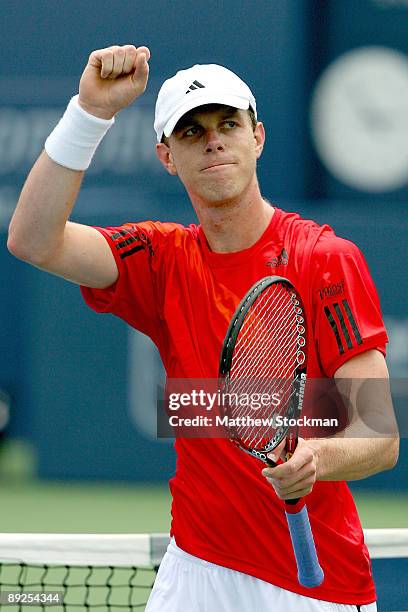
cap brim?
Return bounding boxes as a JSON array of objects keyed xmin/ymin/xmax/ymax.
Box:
[{"xmin": 162, "ymin": 91, "xmax": 251, "ymax": 139}]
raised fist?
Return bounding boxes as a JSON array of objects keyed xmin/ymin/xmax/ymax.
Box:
[{"xmin": 78, "ymin": 45, "xmax": 150, "ymax": 119}]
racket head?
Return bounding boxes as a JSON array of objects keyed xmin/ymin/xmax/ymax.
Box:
[{"xmin": 219, "ymin": 276, "xmax": 307, "ymax": 462}]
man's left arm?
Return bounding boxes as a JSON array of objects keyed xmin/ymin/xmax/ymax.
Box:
[{"xmin": 262, "ymin": 349, "xmax": 399, "ymax": 500}]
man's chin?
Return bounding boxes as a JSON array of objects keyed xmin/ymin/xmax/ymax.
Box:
[
  {"xmin": 196, "ymin": 185, "xmax": 244, "ymax": 207},
  {"xmin": 200, "ymin": 195, "xmax": 240, "ymax": 208},
  {"xmin": 186, "ymin": 176, "xmax": 253, "ymax": 208}
]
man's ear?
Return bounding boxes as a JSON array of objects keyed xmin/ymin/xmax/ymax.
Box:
[
  {"xmin": 156, "ymin": 143, "xmax": 178, "ymax": 176},
  {"xmin": 253, "ymin": 122, "xmax": 265, "ymax": 159}
]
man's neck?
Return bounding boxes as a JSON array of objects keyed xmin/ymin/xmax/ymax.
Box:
[{"xmin": 192, "ymin": 187, "xmax": 274, "ymax": 254}]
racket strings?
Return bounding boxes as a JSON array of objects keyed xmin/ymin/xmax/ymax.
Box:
[
  {"xmin": 232, "ymin": 286, "xmax": 287, "ymax": 353},
  {"xmin": 239, "ymin": 305, "xmax": 295, "ymax": 379},
  {"xmin": 231, "ymin": 289, "xmax": 298, "ymax": 383},
  {"xmin": 224, "ymin": 284, "xmax": 305, "ymax": 449},
  {"xmin": 253, "ymin": 318, "xmax": 298, "ymax": 378},
  {"xmin": 237, "ymin": 288, "xmax": 294, "ymax": 365},
  {"xmin": 230, "ymin": 373, "xmax": 301, "ymax": 449},
  {"xmin": 237, "ymin": 377, "xmax": 302, "ymax": 448},
  {"xmin": 232, "ymin": 289, "xmax": 295, "ymax": 381},
  {"xmin": 230, "ymin": 375, "xmax": 295, "ymax": 440},
  {"xmin": 232, "ymin": 288, "xmax": 289, "ymax": 367},
  {"xmin": 229, "ymin": 301, "xmax": 297, "ymax": 404}
]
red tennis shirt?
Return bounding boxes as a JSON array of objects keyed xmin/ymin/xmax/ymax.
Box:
[{"xmin": 81, "ymin": 207, "xmax": 388, "ymax": 605}]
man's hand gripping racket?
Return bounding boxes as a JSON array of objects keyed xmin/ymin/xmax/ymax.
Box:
[{"xmin": 219, "ymin": 276, "xmax": 324, "ymax": 588}]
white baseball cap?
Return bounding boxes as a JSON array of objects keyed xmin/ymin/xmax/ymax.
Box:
[{"xmin": 154, "ymin": 63, "xmax": 257, "ymax": 142}]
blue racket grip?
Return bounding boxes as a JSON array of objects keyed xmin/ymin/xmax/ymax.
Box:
[{"xmin": 285, "ymin": 505, "xmax": 324, "ymax": 588}]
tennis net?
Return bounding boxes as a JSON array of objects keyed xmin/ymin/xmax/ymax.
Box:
[
  {"xmin": 0, "ymin": 533, "xmax": 169, "ymax": 610},
  {"xmin": 0, "ymin": 530, "xmax": 407, "ymax": 611}
]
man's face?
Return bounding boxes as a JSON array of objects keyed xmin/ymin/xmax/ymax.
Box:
[{"xmin": 156, "ymin": 104, "xmax": 265, "ymax": 206}]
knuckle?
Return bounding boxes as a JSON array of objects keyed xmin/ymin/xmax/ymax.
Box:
[
  {"xmin": 102, "ymin": 50, "xmax": 114, "ymax": 62},
  {"xmin": 100, "ymin": 47, "xmax": 114, "ymax": 56},
  {"xmin": 123, "ymin": 44, "xmax": 137, "ymax": 54},
  {"xmin": 89, "ymin": 49, "xmax": 101, "ymax": 62},
  {"xmin": 304, "ymin": 478, "xmax": 314, "ymax": 490},
  {"xmin": 287, "ymin": 462, "xmax": 296, "ymax": 475},
  {"xmin": 306, "ymin": 448, "xmax": 314, "ymax": 461},
  {"xmin": 308, "ymin": 467, "xmax": 317, "ymax": 480}
]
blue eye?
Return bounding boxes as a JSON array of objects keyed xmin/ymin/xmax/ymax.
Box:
[{"xmin": 224, "ymin": 121, "xmax": 237, "ymax": 128}]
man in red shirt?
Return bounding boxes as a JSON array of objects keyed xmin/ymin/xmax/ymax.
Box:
[{"xmin": 8, "ymin": 45, "xmax": 398, "ymax": 611}]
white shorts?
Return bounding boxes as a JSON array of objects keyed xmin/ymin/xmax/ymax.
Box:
[{"xmin": 145, "ymin": 539, "xmax": 377, "ymax": 612}]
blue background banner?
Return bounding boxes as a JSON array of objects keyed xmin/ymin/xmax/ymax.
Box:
[{"xmin": 1, "ymin": 0, "xmax": 407, "ymax": 486}]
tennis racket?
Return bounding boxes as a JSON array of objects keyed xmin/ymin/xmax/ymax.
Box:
[{"xmin": 219, "ymin": 276, "xmax": 324, "ymax": 588}]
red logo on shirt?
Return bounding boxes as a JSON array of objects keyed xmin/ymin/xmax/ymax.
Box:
[{"xmin": 318, "ymin": 279, "xmax": 345, "ymax": 301}]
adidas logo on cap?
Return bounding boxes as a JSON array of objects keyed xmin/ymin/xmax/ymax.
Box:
[{"xmin": 185, "ymin": 80, "xmax": 205, "ymax": 94}]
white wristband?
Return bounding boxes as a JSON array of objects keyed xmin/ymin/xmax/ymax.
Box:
[{"xmin": 44, "ymin": 95, "xmax": 115, "ymax": 171}]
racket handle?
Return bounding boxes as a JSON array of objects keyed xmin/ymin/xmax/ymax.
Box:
[{"xmin": 284, "ymin": 505, "xmax": 324, "ymax": 588}]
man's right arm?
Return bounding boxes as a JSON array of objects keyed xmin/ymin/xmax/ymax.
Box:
[
  {"xmin": 7, "ymin": 45, "xmax": 150, "ymax": 289},
  {"xmin": 7, "ymin": 151, "xmax": 118, "ymax": 288}
]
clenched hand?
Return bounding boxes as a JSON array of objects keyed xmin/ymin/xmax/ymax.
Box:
[
  {"xmin": 262, "ymin": 438, "xmax": 319, "ymax": 500},
  {"xmin": 78, "ymin": 45, "xmax": 150, "ymax": 119}
]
